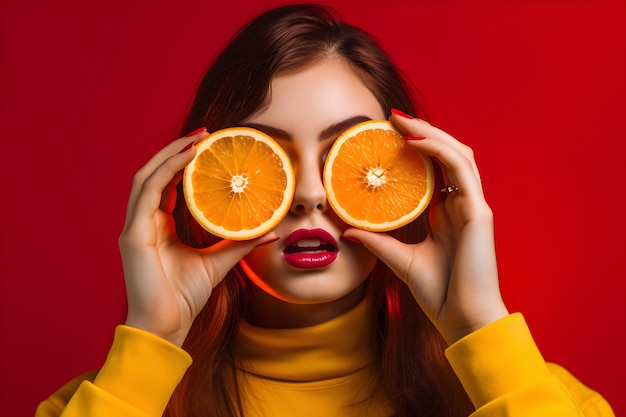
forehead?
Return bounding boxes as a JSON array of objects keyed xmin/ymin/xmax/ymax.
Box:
[{"xmin": 247, "ymin": 58, "xmax": 385, "ymax": 132}]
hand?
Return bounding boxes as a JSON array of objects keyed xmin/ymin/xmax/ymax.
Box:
[
  {"xmin": 343, "ymin": 113, "xmax": 509, "ymax": 345},
  {"xmin": 118, "ymin": 130, "xmax": 277, "ymax": 346}
]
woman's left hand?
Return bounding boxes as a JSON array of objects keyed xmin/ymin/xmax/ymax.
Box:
[{"xmin": 343, "ymin": 112, "xmax": 509, "ymax": 345}]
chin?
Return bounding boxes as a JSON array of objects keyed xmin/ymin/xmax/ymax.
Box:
[{"xmin": 240, "ymin": 257, "xmax": 370, "ymax": 304}]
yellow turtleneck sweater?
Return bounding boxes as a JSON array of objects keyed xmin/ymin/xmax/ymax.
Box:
[
  {"xmin": 36, "ymin": 299, "xmax": 614, "ymax": 417},
  {"xmin": 230, "ymin": 299, "xmax": 394, "ymax": 416}
]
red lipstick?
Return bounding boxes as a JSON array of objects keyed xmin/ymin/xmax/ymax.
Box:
[{"xmin": 282, "ymin": 228, "xmax": 338, "ymax": 269}]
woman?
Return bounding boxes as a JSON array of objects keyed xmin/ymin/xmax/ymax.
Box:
[{"xmin": 36, "ymin": 4, "xmax": 613, "ymax": 417}]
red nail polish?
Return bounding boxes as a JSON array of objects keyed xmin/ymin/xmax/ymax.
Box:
[
  {"xmin": 184, "ymin": 127, "xmax": 207, "ymax": 137},
  {"xmin": 342, "ymin": 235, "xmax": 362, "ymax": 245},
  {"xmin": 256, "ymin": 236, "xmax": 280, "ymax": 247},
  {"xmin": 403, "ymin": 136, "xmax": 426, "ymax": 141},
  {"xmin": 391, "ymin": 108, "xmax": 415, "ymax": 119},
  {"xmin": 179, "ymin": 142, "xmax": 196, "ymax": 153}
]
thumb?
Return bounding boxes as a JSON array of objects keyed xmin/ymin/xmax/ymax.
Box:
[
  {"xmin": 201, "ymin": 232, "xmax": 279, "ymax": 285},
  {"xmin": 342, "ymin": 228, "xmax": 414, "ymax": 283}
]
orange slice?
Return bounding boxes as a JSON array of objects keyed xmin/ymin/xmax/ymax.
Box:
[
  {"xmin": 323, "ymin": 120, "xmax": 434, "ymax": 231},
  {"xmin": 183, "ymin": 127, "xmax": 295, "ymax": 240}
]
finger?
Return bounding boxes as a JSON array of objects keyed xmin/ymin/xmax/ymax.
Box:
[
  {"xmin": 125, "ymin": 145, "xmax": 197, "ymax": 232},
  {"xmin": 390, "ymin": 114, "xmax": 483, "ymax": 192},
  {"xmin": 393, "ymin": 129, "xmax": 482, "ymax": 201},
  {"xmin": 410, "ymin": 137, "xmax": 482, "ymax": 201},
  {"xmin": 159, "ymin": 170, "xmax": 183, "ymax": 214},
  {"xmin": 429, "ymin": 161, "xmax": 446, "ymax": 207},
  {"xmin": 390, "ymin": 114, "xmax": 471, "ymax": 160},
  {"xmin": 126, "ymin": 131, "xmax": 209, "ymax": 220}
]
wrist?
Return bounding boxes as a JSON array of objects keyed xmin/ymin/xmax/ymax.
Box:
[
  {"xmin": 124, "ymin": 317, "xmax": 190, "ymax": 348},
  {"xmin": 444, "ymin": 301, "xmax": 509, "ymax": 345}
]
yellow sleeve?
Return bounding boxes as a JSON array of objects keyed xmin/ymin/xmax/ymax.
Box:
[
  {"xmin": 445, "ymin": 313, "xmax": 614, "ymax": 417},
  {"xmin": 35, "ymin": 325, "xmax": 192, "ymax": 417}
]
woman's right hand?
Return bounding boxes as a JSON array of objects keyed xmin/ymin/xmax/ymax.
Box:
[{"xmin": 118, "ymin": 130, "xmax": 277, "ymax": 347}]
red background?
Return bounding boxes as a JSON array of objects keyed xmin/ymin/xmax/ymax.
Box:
[{"xmin": 1, "ymin": 1, "xmax": 624, "ymax": 416}]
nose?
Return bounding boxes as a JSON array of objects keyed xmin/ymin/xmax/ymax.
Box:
[{"xmin": 290, "ymin": 154, "xmax": 329, "ymax": 215}]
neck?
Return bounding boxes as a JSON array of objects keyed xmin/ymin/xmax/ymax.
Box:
[{"xmin": 247, "ymin": 283, "xmax": 366, "ymax": 329}]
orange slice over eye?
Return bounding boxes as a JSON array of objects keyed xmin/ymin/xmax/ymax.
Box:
[
  {"xmin": 323, "ymin": 120, "xmax": 434, "ymax": 231},
  {"xmin": 183, "ymin": 127, "xmax": 295, "ymax": 240}
]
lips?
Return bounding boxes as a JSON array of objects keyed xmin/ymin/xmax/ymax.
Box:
[{"xmin": 282, "ymin": 228, "xmax": 338, "ymax": 269}]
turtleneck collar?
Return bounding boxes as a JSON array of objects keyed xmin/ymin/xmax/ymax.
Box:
[{"xmin": 233, "ymin": 297, "xmax": 376, "ymax": 382}]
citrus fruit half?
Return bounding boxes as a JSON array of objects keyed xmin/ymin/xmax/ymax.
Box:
[
  {"xmin": 323, "ymin": 120, "xmax": 434, "ymax": 231},
  {"xmin": 183, "ymin": 127, "xmax": 295, "ymax": 240}
]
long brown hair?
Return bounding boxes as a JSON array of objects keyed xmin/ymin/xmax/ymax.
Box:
[{"xmin": 168, "ymin": 4, "xmax": 472, "ymax": 417}]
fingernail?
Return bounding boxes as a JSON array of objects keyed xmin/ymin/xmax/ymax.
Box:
[
  {"xmin": 256, "ymin": 236, "xmax": 280, "ymax": 247},
  {"xmin": 179, "ymin": 142, "xmax": 196, "ymax": 153},
  {"xmin": 184, "ymin": 127, "xmax": 207, "ymax": 137},
  {"xmin": 403, "ymin": 136, "xmax": 426, "ymax": 141},
  {"xmin": 342, "ymin": 235, "xmax": 362, "ymax": 245},
  {"xmin": 391, "ymin": 108, "xmax": 415, "ymax": 119}
]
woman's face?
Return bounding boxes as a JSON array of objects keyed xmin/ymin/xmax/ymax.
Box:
[{"xmin": 240, "ymin": 58, "xmax": 384, "ymax": 322}]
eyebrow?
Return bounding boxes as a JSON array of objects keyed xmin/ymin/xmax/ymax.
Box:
[{"xmin": 243, "ymin": 115, "xmax": 372, "ymax": 142}]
